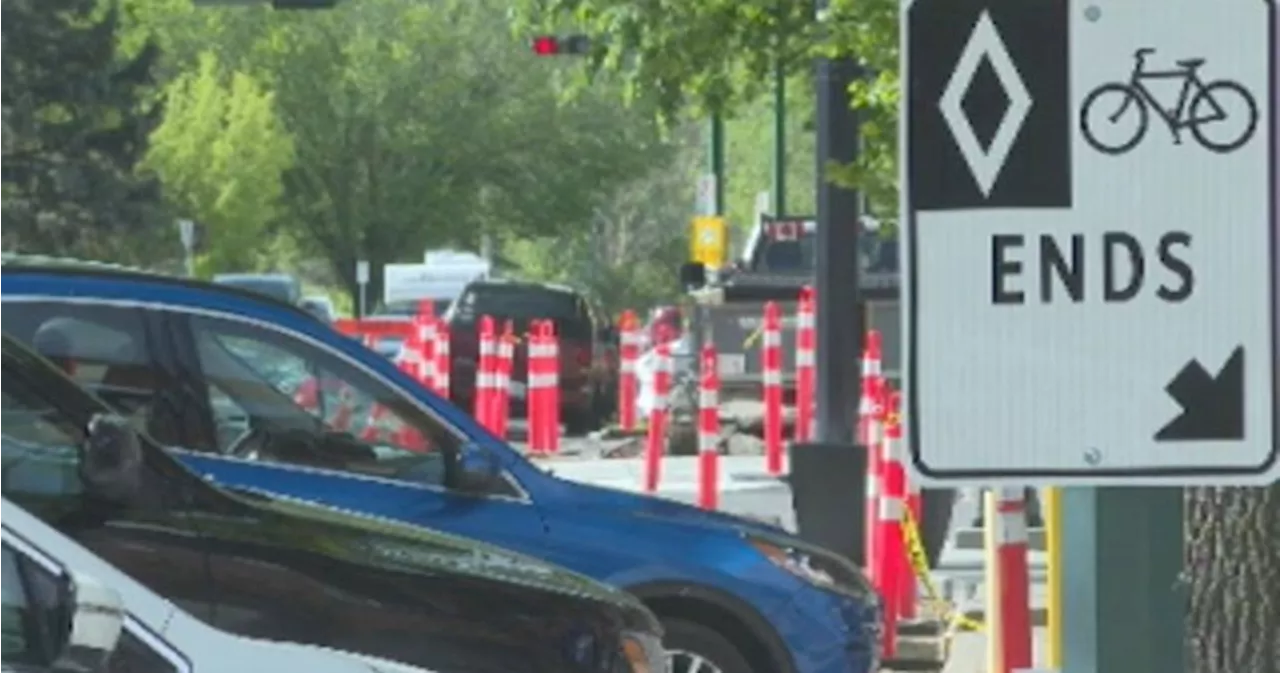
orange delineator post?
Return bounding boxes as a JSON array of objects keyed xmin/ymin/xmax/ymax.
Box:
[
  {"xmin": 994, "ymin": 487, "xmax": 1033, "ymax": 673},
  {"xmin": 761, "ymin": 301, "xmax": 784, "ymax": 476},
  {"xmin": 618, "ymin": 310, "xmax": 640, "ymax": 431},
  {"xmin": 877, "ymin": 390, "xmax": 907, "ymax": 659},
  {"xmin": 545, "ymin": 322, "xmax": 560, "ymax": 455},
  {"xmin": 697, "ymin": 342, "xmax": 721, "ymax": 510},
  {"xmin": 860, "ymin": 331, "xmax": 885, "ymax": 580},
  {"xmin": 901, "ymin": 475, "xmax": 922, "ymax": 620},
  {"xmin": 496, "ymin": 320, "xmax": 515, "ymax": 440},
  {"xmin": 794, "ymin": 286, "xmax": 816, "ymax": 443},
  {"xmin": 416, "ymin": 301, "xmax": 438, "ymax": 391},
  {"xmin": 527, "ymin": 320, "xmax": 547, "ymax": 455},
  {"xmin": 476, "ymin": 316, "xmax": 497, "ymax": 432},
  {"xmin": 434, "ymin": 318, "xmax": 451, "ymax": 399},
  {"xmin": 643, "ymin": 341, "xmax": 671, "ymax": 492}
]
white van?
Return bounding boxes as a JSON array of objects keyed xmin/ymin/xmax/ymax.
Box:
[{"xmin": 0, "ymin": 499, "xmax": 436, "ymax": 673}]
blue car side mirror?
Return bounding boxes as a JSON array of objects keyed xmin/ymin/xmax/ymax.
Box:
[{"xmin": 455, "ymin": 443, "xmax": 502, "ymax": 494}]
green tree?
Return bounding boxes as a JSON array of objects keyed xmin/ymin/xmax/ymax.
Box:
[
  {"xmin": 143, "ymin": 51, "xmax": 295, "ymax": 276},
  {"xmin": 2, "ymin": 0, "xmax": 166, "ymax": 262},
  {"xmin": 510, "ymin": 0, "xmax": 899, "ymax": 218},
  {"xmin": 137, "ymin": 0, "xmax": 681, "ymax": 306}
]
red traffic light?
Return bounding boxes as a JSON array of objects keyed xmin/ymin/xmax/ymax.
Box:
[{"xmin": 531, "ymin": 36, "xmax": 560, "ymax": 56}]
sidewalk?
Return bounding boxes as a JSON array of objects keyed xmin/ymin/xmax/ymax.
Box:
[{"xmin": 938, "ymin": 628, "xmax": 1049, "ymax": 673}]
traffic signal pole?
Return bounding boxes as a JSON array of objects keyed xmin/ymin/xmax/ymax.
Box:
[
  {"xmin": 813, "ymin": 0, "xmax": 863, "ymax": 444},
  {"xmin": 707, "ymin": 115, "xmax": 725, "ymax": 214},
  {"xmin": 772, "ymin": 59, "xmax": 787, "ymax": 215}
]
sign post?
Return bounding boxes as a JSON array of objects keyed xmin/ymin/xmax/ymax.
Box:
[
  {"xmin": 902, "ymin": 1, "xmax": 1275, "ymax": 671},
  {"xmin": 177, "ymin": 219, "xmax": 196, "ymax": 278},
  {"xmin": 355, "ymin": 260, "xmax": 370, "ymax": 319}
]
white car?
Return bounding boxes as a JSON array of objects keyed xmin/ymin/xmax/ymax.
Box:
[{"xmin": 0, "ymin": 499, "xmax": 434, "ymax": 673}]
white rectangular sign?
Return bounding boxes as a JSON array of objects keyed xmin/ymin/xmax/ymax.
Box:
[
  {"xmin": 355, "ymin": 260, "xmax": 370, "ymax": 285},
  {"xmin": 902, "ymin": 0, "xmax": 1277, "ymax": 485}
]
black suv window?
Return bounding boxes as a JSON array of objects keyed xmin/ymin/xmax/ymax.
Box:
[
  {"xmin": 185, "ymin": 313, "xmax": 491, "ymax": 492},
  {"xmin": 4, "ymin": 302, "xmax": 178, "ymax": 444},
  {"xmin": 451, "ymin": 285, "xmax": 591, "ymax": 340}
]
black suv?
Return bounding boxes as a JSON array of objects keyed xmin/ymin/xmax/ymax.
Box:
[{"xmin": 0, "ymin": 334, "xmax": 662, "ymax": 673}]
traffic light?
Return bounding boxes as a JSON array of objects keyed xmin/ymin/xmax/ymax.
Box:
[{"xmin": 530, "ymin": 34, "xmax": 591, "ymax": 56}]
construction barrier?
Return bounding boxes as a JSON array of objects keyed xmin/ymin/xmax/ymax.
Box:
[
  {"xmin": 618, "ymin": 310, "xmax": 641, "ymax": 432},
  {"xmin": 643, "ymin": 341, "xmax": 672, "ymax": 492},
  {"xmin": 761, "ymin": 301, "xmax": 784, "ymax": 476},
  {"xmin": 793, "ymin": 286, "xmax": 816, "ymax": 444},
  {"xmin": 697, "ymin": 341, "xmax": 720, "ymax": 510}
]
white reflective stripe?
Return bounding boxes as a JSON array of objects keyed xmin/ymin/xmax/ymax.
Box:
[
  {"xmin": 699, "ymin": 390, "xmax": 718, "ymax": 408},
  {"xmin": 865, "ymin": 477, "xmax": 880, "ymax": 496},
  {"xmin": 883, "ymin": 437, "xmax": 905, "ymax": 462},
  {"xmin": 651, "ymin": 394, "xmax": 667, "ymax": 411},
  {"xmin": 797, "ymin": 313, "xmax": 815, "ymax": 329},
  {"xmin": 763, "ymin": 331, "xmax": 782, "ymax": 347},
  {"xmin": 907, "ymin": 480, "xmax": 921, "ymax": 495},
  {"xmin": 477, "ymin": 373, "xmax": 493, "ymax": 388},
  {"xmin": 997, "ymin": 511, "xmax": 1029, "ymax": 545},
  {"xmin": 862, "ymin": 359, "xmax": 881, "ymax": 376},
  {"xmin": 620, "ymin": 361, "xmax": 636, "ymax": 374},
  {"xmin": 762, "ymin": 371, "xmax": 782, "ymax": 386},
  {"xmin": 621, "ymin": 333, "xmax": 641, "ymax": 346},
  {"xmin": 480, "ymin": 342, "xmax": 496, "ymax": 355},
  {"xmin": 796, "ymin": 350, "xmax": 815, "ymax": 367},
  {"xmin": 879, "ymin": 496, "xmax": 905, "ymax": 521},
  {"xmin": 699, "ymin": 435, "xmax": 718, "ymax": 453}
]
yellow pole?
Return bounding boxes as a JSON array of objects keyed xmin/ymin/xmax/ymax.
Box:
[
  {"xmin": 1045, "ymin": 487, "xmax": 1064, "ymax": 669},
  {"xmin": 984, "ymin": 490, "xmax": 1002, "ymax": 673}
]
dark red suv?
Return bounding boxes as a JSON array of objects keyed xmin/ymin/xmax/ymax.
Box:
[{"xmin": 445, "ymin": 279, "xmax": 617, "ymax": 434}]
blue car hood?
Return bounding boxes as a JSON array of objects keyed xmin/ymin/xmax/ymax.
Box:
[{"xmin": 554, "ymin": 477, "xmax": 791, "ymax": 539}]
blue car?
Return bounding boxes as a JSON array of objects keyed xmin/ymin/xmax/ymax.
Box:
[{"xmin": 1, "ymin": 256, "xmax": 882, "ymax": 673}]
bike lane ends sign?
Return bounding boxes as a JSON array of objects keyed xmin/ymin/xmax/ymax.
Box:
[{"xmin": 901, "ymin": 0, "xmax": 1278, "ymax": 485}]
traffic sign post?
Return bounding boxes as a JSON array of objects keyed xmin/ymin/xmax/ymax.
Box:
[
  {"xmin": 355, "ymin": 259, "xmax": 370, "ymax": 318},
  {"xmin": 177, "ymin": 219, "xmax": 196, "ymax": 278},
  {"xmin": 902, "ymin": 2, "xmax": 1275, "ymax": 673},
  {"xmin": 902, "ymin": 0, "xmax": 1277, "ymax": 487}
]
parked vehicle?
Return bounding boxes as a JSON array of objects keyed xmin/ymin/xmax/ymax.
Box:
[
  {"xmin": 212, "ymin": 273, "xmax": 303, "ymax": 306},
  {"xmin": 1, "ymin": 544, "xmax": 127, "ymax": 673},
  {"xmin": 0, "ymin": 330, "xmax": 663, "ymax": 673},
  {"xmin": 445, "ymin": 279, "xmax": 618, "ymax": 434},
  {"xmin": 2, "ymin": 257, "xmax": 882, "ymax": 673},
  {"xmin": 1, "ymin": 499, "xmax": 446, "ymax": 673},
  {"xmin": 301, "ymin": 295, "xmax": 337, "ymax": 323}
]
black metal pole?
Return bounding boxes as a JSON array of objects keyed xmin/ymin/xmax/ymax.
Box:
[{"xmin": 813, "ymin": 6, "xmax": 864, "ymax": 444}]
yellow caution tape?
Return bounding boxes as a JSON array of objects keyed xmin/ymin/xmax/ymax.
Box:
[
  {"xmin": 741, "ymin": 326, "xmax": 764, "ymax": 351},
  {"xmin": 901, "ymin": 507, "xmax": 986, "ymax": 633}
]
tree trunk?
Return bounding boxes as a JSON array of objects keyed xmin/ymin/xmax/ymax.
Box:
[{"xmin": 1185, "ymin": 484, "xmax": 1280, "ymax": 673}]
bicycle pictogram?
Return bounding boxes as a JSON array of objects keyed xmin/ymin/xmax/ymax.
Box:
[{"xmin": 1079, "ymin": 47, "xmax": 1259, "ymax": 155}]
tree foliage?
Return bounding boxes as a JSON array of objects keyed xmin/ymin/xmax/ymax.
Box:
[
  {"xmin": 127, "ymin": 0, "xmax": 677, "ymax": 305},
  {"xmin": 510, "ymin": 0, "xmax": 900, "ymax": 216},
  {"xmin": 2, "ymin": 0, "xmax": 166, "ymax": 261},
  {"xmin": 143, "ymin": 52, "xmax": 294, "ymax": 276}
]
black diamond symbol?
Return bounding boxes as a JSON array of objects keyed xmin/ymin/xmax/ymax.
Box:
[{"xmin": 960, "ymin": 58, "xmax": 1011, "ymax": 154}]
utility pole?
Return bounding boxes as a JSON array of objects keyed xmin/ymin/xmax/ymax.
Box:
[{"xmin": 813, "ymin": 0, "xmax": 863, "ymax": 443}]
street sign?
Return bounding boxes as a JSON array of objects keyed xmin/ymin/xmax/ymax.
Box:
[
  {"xmin": 690, "ymin": 216, "xmax": 728, "ymax": 267},
  {"xmin": 355, "ymin": 260, "xmax": 370, "ymax": 285},
  {"xmin": 902, "ymin": 0, "xmax": 1277, "ymax": 485}
]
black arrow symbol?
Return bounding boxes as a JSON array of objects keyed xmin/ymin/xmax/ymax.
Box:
[{"xmin": 1154, "ymin": 346, "xmax": 1245, "ymax": 442}]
